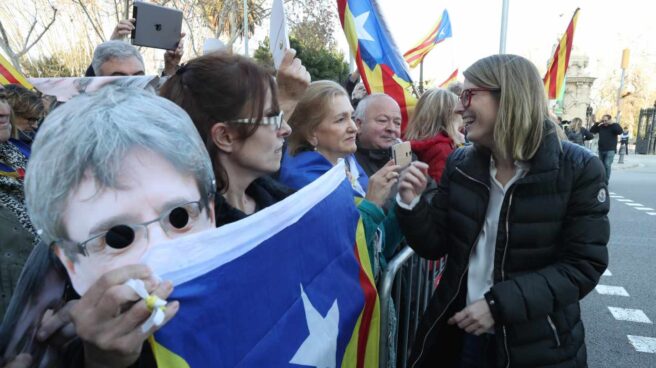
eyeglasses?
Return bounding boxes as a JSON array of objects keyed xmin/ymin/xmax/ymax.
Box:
[
  {"xmin": 62, "ymin": 200, "xmax": 207, "ymax": 256},
  {"xmin": 229, "ymin": 111, "xmax": 284, "ymax": 130},
  {"xmin": 459, "ymin": 88, "xmax": 500, "ymax": 109}
]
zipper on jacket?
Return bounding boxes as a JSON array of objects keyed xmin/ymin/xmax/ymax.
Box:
[
  {"xmin": 547, "ymin": 315, "xmax": 562, "ymax": 347},
  {"xmin": 501, "ymin": 187, "xmax": 516, "ymax": 368},
  {"xmin": 410, "ymin": 168, "xmax": 489, "ymax": 368}
]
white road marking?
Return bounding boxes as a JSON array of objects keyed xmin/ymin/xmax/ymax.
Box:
[
  {"xmin": 626, "ymin": 203, "xmax": 644, "ymax": 207},
  {"xmin": 602, "ymin": 269, "xmax": 612, "ymax": 276},
  {"xmin": 610, "ymin": 195, "xmax": 623, "ymax": 198},
  {"xmin": 617, "ymin": 199, "xmax": 633, "ymax": 202},
  {"xmin": 628, "ymin": 335, "xmax": 656, "ymax": 353},
  {"xmin": 596, "ymin": 285, "xmax": 630, "ymax": 296},
  {"xmin": 636, "ymin": 207, "xmax": 655, "ymax": 211},
  {"xmin": 608, "ymin": 307, "xmax": 652, "ymax": 324},
  {"xmin": 647, "ymin": 212, "xmax": 656, "ymax": 216},
  {"xmin": 609, "ymin": 192, "xmax": 616, "ymax": 195}
]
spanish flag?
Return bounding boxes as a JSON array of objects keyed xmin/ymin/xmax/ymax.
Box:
[
  {"xmin": 403, "ymin": 9, "xmax": 453, "ymax": 69},
  {"xmin": 543, "ymin": 8, "xmax": 579, "ymax": 100},
  {"xmin": 0, "ymin": 54, "xmax": 33, "ymax": 89},
  {"xmin": 438, "ymin": 68, "xmax": 458, "ymax": 88},
  {"xmin": 338, "ymin": 0, "xmax": 417, "ymax": 131},
  {"xmin": 144, "ymin": 161, "xmax": 380, "ymax": 367}
]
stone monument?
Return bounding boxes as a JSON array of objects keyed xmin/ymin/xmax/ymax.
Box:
[{"xmin": 560, "ymin": 50, "xmax": 596, "ymax": 125}]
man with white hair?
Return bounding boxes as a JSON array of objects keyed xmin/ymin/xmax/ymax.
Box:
[{"xmin": 353, "ymin": 93, "xmax": 403, "ymax": 176}]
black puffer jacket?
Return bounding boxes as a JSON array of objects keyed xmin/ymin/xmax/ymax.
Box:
[{"xmin": 397, "ymin": 126, "xmax": 609, "ymax": 367}]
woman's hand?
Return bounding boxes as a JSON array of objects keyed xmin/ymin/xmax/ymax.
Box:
[
  {"xmin": 71, "ymin": 265, "xmax": 179, "ymax": 368},
  {"xmin": 365, "ymin": 160, "xmax": 401, "ymax": 207},
  {"xmin": 398, "ymin": 161, "xmax": 429, "ymax": 205}
]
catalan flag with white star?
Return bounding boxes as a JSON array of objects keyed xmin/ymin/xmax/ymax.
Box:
[
  {"xmin": 403, "ymin": 9, "xmax": 453, "ymax": 69},
  {"xmin": 143, "ymin": 161, "xmax": 380, "ymax": 367},
  {"xmin": 543, "ymin": 8, "xmax": 579, "ymax": 100},
  {"xmin": 338, "ymin": 0, "xmax": 417, "ymax": 131}
]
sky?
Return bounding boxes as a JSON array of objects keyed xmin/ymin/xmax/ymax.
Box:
[{"xmin": 329, "ymin": 0, "xmax": 656, "ymax": 88}]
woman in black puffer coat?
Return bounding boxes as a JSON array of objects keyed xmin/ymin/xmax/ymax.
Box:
[{"xmin": 396, "ymin": 54, "xmax": 609, "ymax": 367}]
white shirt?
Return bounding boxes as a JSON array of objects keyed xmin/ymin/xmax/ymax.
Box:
[
  {"xmin": 396, "ymin": 158, "xmax": 529, "ymax": 306},
  {"xmin": 466, "ymin": 158, "xmax": 528, "ymax": 305}
]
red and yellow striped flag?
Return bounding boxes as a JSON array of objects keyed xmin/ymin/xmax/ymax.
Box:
[
  {"xmin": 0, "ymin": 54, "xmax": 33, "ymax": 89},
  {"xmin": 543, "ymin": 8, "xmax": 579, "ymax": 100},
  {"xmin": 438, "ymin": 69, "xmax": 458, "ymax": 88}
]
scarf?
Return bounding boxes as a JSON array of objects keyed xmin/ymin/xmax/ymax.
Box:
[{"xmin": 0, "ymin": 142, "xmax": 38, "ymax": 241}]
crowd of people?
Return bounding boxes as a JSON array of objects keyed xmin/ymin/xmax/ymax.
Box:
[{"xmin": 0, "ymin": 18, "xmax": 612, "ymax": 368}]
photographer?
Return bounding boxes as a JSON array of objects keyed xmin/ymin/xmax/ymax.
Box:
[{"xmin": 590, "ymin": 114, "xmax": 623, "ymax": 183}]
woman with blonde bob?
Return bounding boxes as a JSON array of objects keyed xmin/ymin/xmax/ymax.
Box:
[
  {"xmin": 279, "ymin": 80, "xmax": 402, "ymax": 275},
  {"xmin": 405, "ymin": 88, "xmax": 464, "ymax": 182},
  {"xmin": 396, "ymin": 54, "xmax": 609, "ymax": 367},
  {"xmin": 565, "ymin": 117, "xmax": 593, "ymax": 146}
]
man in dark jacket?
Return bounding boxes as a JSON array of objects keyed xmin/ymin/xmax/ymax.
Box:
[{"xmin": 590, "ymin": 114, "xmax": 623, "ymax": 183}]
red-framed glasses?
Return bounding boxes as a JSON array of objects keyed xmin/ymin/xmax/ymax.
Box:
[{"xmin": 459, "ymin": 88, "xmax": 500, "ymax": 109}]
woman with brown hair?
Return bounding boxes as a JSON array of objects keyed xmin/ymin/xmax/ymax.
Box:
[
  {"xmin": 4, "ymin": 84, "xmax": 44, "ymax": 146},
  {"xmin": 160, "ymin": 50, "xmax": 309, "ymax": 226}
]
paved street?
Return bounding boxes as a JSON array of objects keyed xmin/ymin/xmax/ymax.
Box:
[{"xmin": 582, "ymin": 153, "xmax": 656, "ymax": 367}]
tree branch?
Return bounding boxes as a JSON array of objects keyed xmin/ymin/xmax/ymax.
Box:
[
  {"xmin": 74, "ymin": 0, "xmax": 106, "ymax": 42},
  {"xmin": 17, "ymin": 5, "xmax": 58, "ymax": 58}
]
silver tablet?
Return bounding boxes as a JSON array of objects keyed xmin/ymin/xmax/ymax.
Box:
[{"xmin": 131, "ymin": 2, "xmax": 182, "ymax": 50}]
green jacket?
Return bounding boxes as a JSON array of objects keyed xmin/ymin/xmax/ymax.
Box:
[{"xmin": 357, "ymin": 198, "xmax": 404, "ymax": 279}]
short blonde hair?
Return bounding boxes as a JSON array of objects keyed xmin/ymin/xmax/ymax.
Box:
[
  {"xmin": 405, "ymin": 88, "xmax": 462, "ymax": 145},
  {"xmin": 464, "ymin": 54, "xmax": 551, "ymax": 161},
  {"xmin": 287, "ymin": 80, "xmax": 348, "ymax": 155}
]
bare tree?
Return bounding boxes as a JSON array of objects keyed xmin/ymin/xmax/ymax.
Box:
[{"xmin": 0, "ymin": 0, "xmax": 58, "ymax": 71}]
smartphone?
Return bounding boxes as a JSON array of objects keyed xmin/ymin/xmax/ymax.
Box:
[{"xmin": 391, "ymin": 141, "xmax": 412, "ymax": 167}]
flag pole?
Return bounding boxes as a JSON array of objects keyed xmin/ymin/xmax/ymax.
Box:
[
  {"xmin": 419, "ymin": 58, "xmax": 425, "ymax": 94},
  {"xmin": 616, "ymin": 49, "xmax": 630, "ymax": 125},
  {"xmin": 499, "ymin": 0, "xmax": 509, "ymax": 53}
]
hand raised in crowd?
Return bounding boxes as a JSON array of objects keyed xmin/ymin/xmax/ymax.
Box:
[
  {"xmin": 110, "ymin": 19, "xmax": 136, "ymax": 40},
  {"xmin": 398, "ymin": 161, "xmax": 429, "ymax": 205},
  {"xmin": 36, "ymin": 300, "xmax": 78, "ymax": 347},
  {"xmin": 163, "ymin": 33, "xmax": 186, "ymax": 76},
  {"xmin": 71, "ymin": 265, "xmax": 179, "ymax": 368},
  {"xmin": 365, "ymin": 160, "xmax": 401, "ymax": 208},
  {"xmin": 1, "ymin": 354, "xmax": 32, "ymax": 368},
  {"xmin": 447, "ymin": 299, "xmax": 495, "ymax": 335},
  {"xmin": 277, "ymin": 49, "xmax": 311, "ymax": 119}
]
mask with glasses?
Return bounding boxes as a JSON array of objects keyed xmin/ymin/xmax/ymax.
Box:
[
  {"xmin": 228, "ymin": 111, "xmax": 284, "ymax": 130},
  {"xmin": 59, "ymin": 200, "xmax": 208, "ymax": 256}
]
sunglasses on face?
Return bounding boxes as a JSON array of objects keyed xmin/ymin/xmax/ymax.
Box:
[
  {"xmin": 459, "ymin": 88, "xmax": 500, "ymax": 109},
  {"xmin": 64, "ymin": 200, "xmax": 206, "ymax": 256},
  {"xmin": 229, "ymin": 111, "xmax": 285, "ymax": 130}
]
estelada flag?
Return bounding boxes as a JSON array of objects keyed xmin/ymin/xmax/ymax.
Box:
[
  {"xmin": 403, "ymin": 9, "xmax": 453, "ymax": 69},
  {"xmin": 543, "ymin": 8, "xmax": 579, "ymax": 100},
  {"xmin": 338, "ymin": 0, "xmax": 417, "ymax": 132},
  {"xmin": 143, "ymin": 160, "xmax": 380, "ymax": 367},
  {"xmin": 0, "ymin": 54, "xmax": 34, "ymax": 89}
]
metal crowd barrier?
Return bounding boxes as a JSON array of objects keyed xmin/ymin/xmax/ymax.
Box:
[{"xmin": 378, "ymin": 246, "xmax": 443, "ymax": 368}]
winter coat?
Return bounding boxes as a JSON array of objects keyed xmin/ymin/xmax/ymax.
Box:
[
  {"xmin": 565, "ymin": 127, "xmax": 593, "ymax": 146},
  {"xmin": 396, "ymin": 123, "xmax": 609, "ymax": 367},
  {"xmin": 410, "ymin": 132, "xmax": 456, "ymax": 182},
  {"xmin": 214, "ymin": 176, "xmax": 294, "ymax": 227},
  {"xmin": 590, "ymin": 123, "xmax": 623, "ymax": 152}
]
